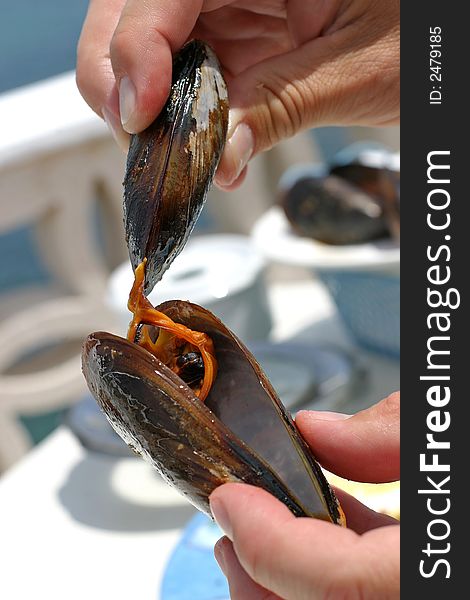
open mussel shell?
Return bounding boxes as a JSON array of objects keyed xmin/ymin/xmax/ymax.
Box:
[
  {"xmin": 82, "ymin": 301, "xmax": 344, "ymax": 525},
  {"xmin": 124, "ymin": 40, "xmax": 229, "ymax": 294}
]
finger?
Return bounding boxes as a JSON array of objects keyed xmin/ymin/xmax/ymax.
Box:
[
  {"xmin": 216, "ymin": 1, "xmax": 399, "ymax": 185},
  {"xmin": 333, "ymin": 487, "xmax": 399, "ymax": 535},
  {"xmin": 102, "ymin": 103, "xmax": 131, "ymax": 153},
  {"xmin": 76, "ymin": 0, "xmax": 126, "ymax": 116},
  {"xmin": 215, "ymin": 536, "xmax": 281, "ymax": 600},
  {"xmin": 76, "ymin": 0, "xmax": 130, "ymax": 150},
  {"xmin": 201, "ymin": 0, "xmax": 234, "ymax": 11},
  {"xmin": 214, "ymin": 119, "xmax": 253, "ymax": 188},
  {"xmin": 110, "ymin": 0, "xmax": 203, "ymax": 133},
  {"xmin": 296, "ymin": 393, "xmax": 400, "ymax": 482},
  {"xmin": 215, "ymin": 497, "xmax": 399, "ymax": 600},
  {"xmin": 210, "ymin": 483, "xmax": 400, "ymax": 600},
  {"xmin": 214, "ymin": 164, "xmax": 248, "ymax": 191}
]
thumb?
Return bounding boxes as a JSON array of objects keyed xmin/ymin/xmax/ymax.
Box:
[
  {"xmin": 296, "ymin": 392, "xmax": 400, "ymax": 483},
  {"xmin": 210, "ymin": 483, "xmax": 400, "ymax": 600},
  {"xmin": 215, "ymin": 2, "xmax": 399, "ymax": 187}
]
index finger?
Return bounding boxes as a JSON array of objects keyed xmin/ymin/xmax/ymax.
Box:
[
  {"xmin": 76, "ymin": 0, "xmax": 126, "ymax": 115},
  {"xmin": 109, "ymin": 0, "xmax": 204, "ymax": 132}
]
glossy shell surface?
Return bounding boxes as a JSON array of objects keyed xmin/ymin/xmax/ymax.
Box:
[
  {"xmin": 281, "ymin": 149, "xmax": 400, "ymax": 245},
  {"xmin": 82, "ymin": 300, "xmax": 344, "ymax": 524},
  {"xmin": 124, "ymin": 40, "xmax": 228, "ymax": 294},
  {"xmin": 281, "ymin": 174, "xmax": 390, "ymax": 245}
]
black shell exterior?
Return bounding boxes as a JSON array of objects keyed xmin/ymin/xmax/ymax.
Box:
[
  {"xmin": 123, "ymin": 40, "xmax": 229, "ymax": 294},
  {"xmin": 281, "ymin": 174, "xmax": 389, "ymax": 245},
  {"xmin": 83, "ymin": 41, "xmax": 344, "ymax": 526},
  {"xmin": 82, "ymin": 301, "xmax": 344, "ymax": 525},
  {"xmin": 281, "ymin": 149, "xmax": 400, "ymax": 245}
]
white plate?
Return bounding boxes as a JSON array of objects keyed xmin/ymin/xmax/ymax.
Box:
[
  {"xmin": 251, "ymin": 207, "xmax": 400, "ymax": 272},
  {"xmin": 107, "ymin": 234, "xmax": 265, "ymax": 310}
]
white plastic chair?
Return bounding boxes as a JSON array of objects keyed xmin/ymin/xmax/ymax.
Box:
[{"xmin": 0, "ymin": 73, "xmax": 124, "ymax": 471}]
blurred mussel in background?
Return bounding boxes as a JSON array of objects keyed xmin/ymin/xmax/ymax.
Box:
[
  {"xmin": 279, "ymin": 143, "xmax": 400, "ymax": 245},
  {"xmin": 252, "ymin": 142, "xmax": 400, "ymax": 359}
]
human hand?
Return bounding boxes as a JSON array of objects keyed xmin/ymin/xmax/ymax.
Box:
[
  {"xmin": 208, "ymin": 393, "xmax": 400, "ymax": 599},
  {"xmin": 76, "ymin": 0, "xmax": 399, "ymax": 188}
]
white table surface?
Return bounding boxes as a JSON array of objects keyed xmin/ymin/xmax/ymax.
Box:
[{"xmin": 0, "ymin": 278, "xmax": 399, "ymax": 600}]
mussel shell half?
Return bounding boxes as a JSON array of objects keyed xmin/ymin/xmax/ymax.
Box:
[
  {"xmin": 124, "ymin": 40, "xmax": 229, "ymax": 294},
  {"xmin": 82, "ymin": 301, "xmax": 343, "ymax": 524},
  {"xmin": 83, "ymin": 332, "xmax": 312, "ymax": 518}
]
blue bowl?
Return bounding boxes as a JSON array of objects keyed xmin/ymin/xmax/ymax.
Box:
[{"xmin": 318, "ymin": 270, "xmax": 400, "ymax": 359}]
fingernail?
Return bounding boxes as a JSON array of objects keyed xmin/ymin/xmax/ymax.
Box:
[
  {"xmin": 215, "ymin": 123, "xmax": 254, "ymax": 186},
  {"xmin": 102, "ymin": 107, "xmax": 130, "ymax": 153},
  {"xmin": 210, "ymin": 497, "xmax": 233, "ymax": 540},
  {"xmin": 119, "ymin": 76, "xmax": 137, "ymax": 132},
  {"xmin": 214, "ymin": 537, "xmax": 228, "ymax": 575},
  {"xmin": 297, "ymin": 410, "xmax": 351, "ymax": 421}
]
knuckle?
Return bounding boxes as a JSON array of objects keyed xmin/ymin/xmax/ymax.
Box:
[
  {"xmin": 109, "ymin": 28, "xmax": 129, "ymax": 65},
  {"xmin": 323, "ymin": 560, "xmax": 370, "ymax": 600},
  {"xmin": 75, "ymin": 63, "xmax": 87, "ymax": 98},
  {"xmin": 324, "ymin": 581, "xmax": 365, "ymax": 600},
  {"xmin": 76, "ymin": 42, "xmax": 89, "ymax": 94},
  {"xmin": 75, "ymin": 55, "xmax": 95, "ymax": 107},
  {"xmin": 383, "ymin": 391, "xmax": 400, "ymax": 416},
  {"xmin": 75, "ymin": 52, "xmax": 112, "ymax": 116},
  {"xmin": 238, "ymin": 532, "xmax": 274, "ymax": 589},
  {"xmin": 256, "ymin": 75, "xmax": 307, "ymax": 149},
  {"xmin": 241, "ymin": 540, "xmax": 263, "ymax": 582}
]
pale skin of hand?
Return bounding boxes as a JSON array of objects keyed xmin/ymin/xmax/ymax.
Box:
[
  {"xmin": 208, "ymin": 393, "xmax": 400, "ymax": 599},
  {"xmin": 76, "ymin": 0, "xmax": 399, "ymax": 188}
]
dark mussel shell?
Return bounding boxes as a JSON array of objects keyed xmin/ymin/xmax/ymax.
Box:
[
  {"xmin": 330, "ymin": 157, "xmax": 400, "ymax": 241},
  {"xmin": 281, "ymin": 173, "xmax": 390, "ymax": 245},
  {"xmin": 124, "ymin": 40, "xmax": 229, "ymax": 294},
  {"xmin": 82, "ymin": 300, "xmax": 344, "ymax": 525},
  {"xmin": 281, "ymin": 146, "xmax": 400, "ymax": 245}
]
